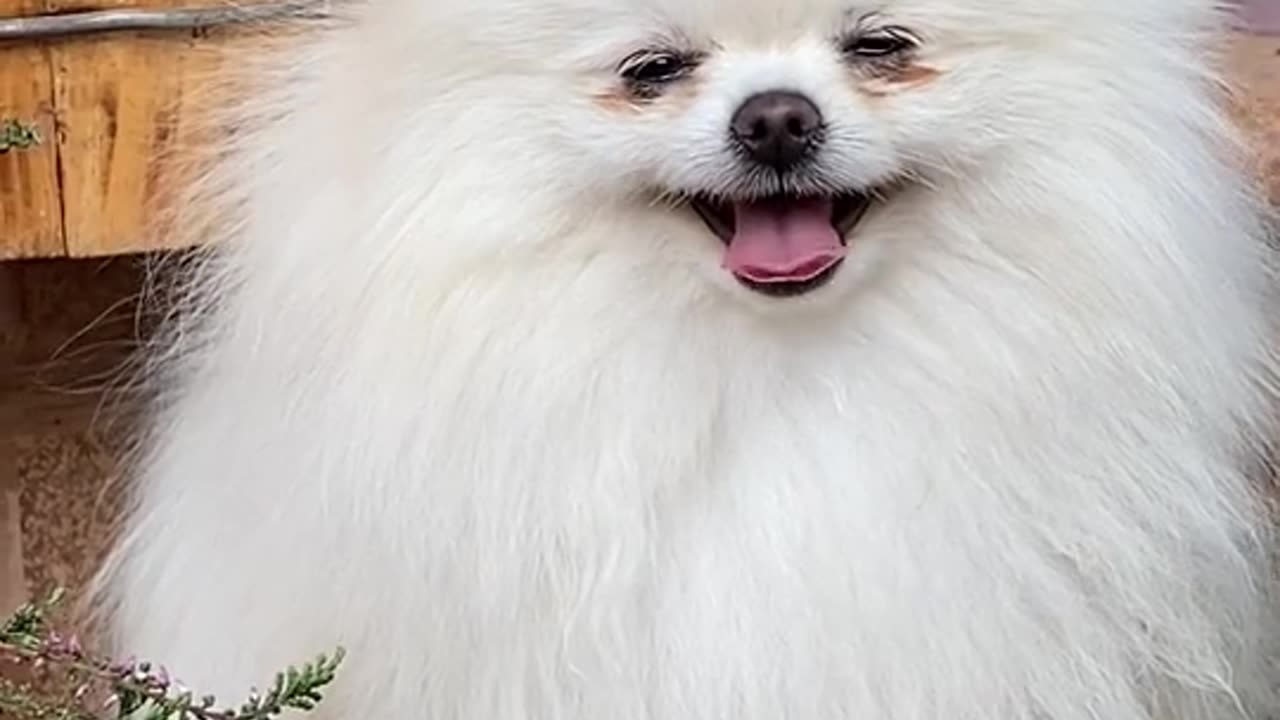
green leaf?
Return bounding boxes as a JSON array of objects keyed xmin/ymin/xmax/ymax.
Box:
[{"xmin": 0, "ymin": 118, "xmax": 41, "ymax": 153}]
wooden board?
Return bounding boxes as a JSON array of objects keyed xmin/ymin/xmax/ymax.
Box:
[
  {"xmin": 0, "ymin": 0, "xmax": 65, "ymax": 259},
  {"xmin": 41, "ymin": 0, "xmax": 262, "ymax": 257},
  {"xmin": 1, "ymin": 0, "xmax": 279, "ymax": 259},
  {"xmin": 50, "ymin": 11, "xmax": 307, "ymax": 257},
  {"xmin": 52, "ymin": 30, "xmax": 220, "ymax": 257}
]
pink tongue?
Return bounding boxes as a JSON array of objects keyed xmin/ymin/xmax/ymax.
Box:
[{"xmin": 723, "ymin": 197, "xmax": 845, "ymax": 283}]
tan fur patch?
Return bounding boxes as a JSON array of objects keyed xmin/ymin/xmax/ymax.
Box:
[
  {"xmin": 592, "ymin": 87, "xmax": 646, "ymax": 114},
  {"xmin": 660, "ymin": 75, "xmax": 704, "ymax": 115},
  {"xmin": 591, "ymin": 76, "xmax": 704, "ymax": 116},
  {"xmin": 859, "ymin": 63, "xmax": 942, "ymax": 97}
]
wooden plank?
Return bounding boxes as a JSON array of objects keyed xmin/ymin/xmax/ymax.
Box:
[
  {"xmin": 0, "ymin": 0, "xmax": 65, "ymax": 259},
  {"xmin": 40, "ymin": 0, "xmax": 267, "ymax": 257},
  {"xmin": 52, "ymin": 30, "xmax": 202, "ymax": 257},
  {"xmin": 47, "ymin": 7, "xmax": 288, "ymax": 258}
]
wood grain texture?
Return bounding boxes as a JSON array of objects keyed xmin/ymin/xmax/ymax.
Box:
[
  {"xmin": 0, "ymin": 0, "xmax": 65, "ymax": 260},
  {"xmin": 50, "ymin": 7, "xmax": 304, "ymax": 257},
  {"xmin": 52, "ymin": 30, "xmax": 215, "ymax": 257},
  {"xmin": 42, "ymin": 0, "xmax": 262, "ymax": 256}
]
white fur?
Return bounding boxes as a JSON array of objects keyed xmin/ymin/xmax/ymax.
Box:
[{"xmin": 96, "ymin": 0, "xmax": 1280, "ymax": 717}]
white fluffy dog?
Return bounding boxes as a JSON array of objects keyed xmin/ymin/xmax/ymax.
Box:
[{"xmin": 97, "ymin": 0, "xmax": 1280, "ymax": 717}]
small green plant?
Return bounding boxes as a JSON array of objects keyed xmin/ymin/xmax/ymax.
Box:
[
  {"xmin": 0, "ymin": 589, "xmax": 344, "ymax": 720},
  {"xmin": 0, "ymin": 118, "xmax": 42, "ymax": 153}
]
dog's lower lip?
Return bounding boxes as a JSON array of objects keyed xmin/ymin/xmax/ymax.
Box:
[{"xmin": 736, "ymin": 259, "xmax": 844, "ymax": 297}]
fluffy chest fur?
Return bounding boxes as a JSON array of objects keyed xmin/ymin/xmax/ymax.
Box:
[
  {"xmin": 95, "ymin": 0, "xmax": 1280, "ymax": 716},
  {"xmin": 101, "ymin": 261, "xmax": 1273, "ymax": 719}
]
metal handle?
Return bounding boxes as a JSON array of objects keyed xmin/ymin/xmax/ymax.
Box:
[{"xmin": 0, "ymin": 0, "xmax": 328, "ymax": 42}]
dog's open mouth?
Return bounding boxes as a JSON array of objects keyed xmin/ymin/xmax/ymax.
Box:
[{"xmin": 689, "ymin": 193, "xmax": 874, "ymax": 297}]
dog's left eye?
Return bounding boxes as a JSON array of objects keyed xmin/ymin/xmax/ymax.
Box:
[
  {"xmin": 842, "ymin": 28, "xmax": 917, "ymax": 59},
  {"xmin": 620, "ymin": 52, "xmax": 692, "ymax": 85}
]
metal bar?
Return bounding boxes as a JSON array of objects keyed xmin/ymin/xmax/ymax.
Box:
[{"xmin": 0, "ymin": 0, "xmax": 328, "ymax": 41}]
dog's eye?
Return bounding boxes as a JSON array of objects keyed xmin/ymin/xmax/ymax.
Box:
[
  {"xmin": 620, "ymin": 52, "xmax": 691, "ymax": 85},
  {"xmin": 842, "ymin": 28, "xmax": 916, "ymax": 59}
]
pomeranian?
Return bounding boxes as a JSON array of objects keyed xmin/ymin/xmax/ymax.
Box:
[{"xmin": 96, "ymin": 0, "xmax": 1280, "ymax": 717}]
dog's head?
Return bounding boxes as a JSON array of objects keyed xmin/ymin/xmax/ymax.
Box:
[{"xmin": 347, "ymin": 0, "xmax": 1225, "ymax": 304}]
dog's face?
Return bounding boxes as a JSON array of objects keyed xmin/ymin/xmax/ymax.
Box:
[
  {"xmin": 378, "ymin": 0, "xmax": 1208, "ymax": 301},
  {"xmin": 577, "ymin": 1, "xmax": 952, "ymax": 299}
]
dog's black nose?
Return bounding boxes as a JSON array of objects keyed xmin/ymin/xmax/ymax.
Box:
[{"xmin": 730, "ymin": 91, "xmax": 823, "ymax": 170}]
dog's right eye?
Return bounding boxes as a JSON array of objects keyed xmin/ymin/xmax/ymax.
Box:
[{"xmin": 620, "ymin": 52, "xmax": 691, "ymax": 85}]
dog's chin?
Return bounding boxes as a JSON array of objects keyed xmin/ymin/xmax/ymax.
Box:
[{"xmin": 681, "ymin": 189, "xmax": 882, "ymax": 299}]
